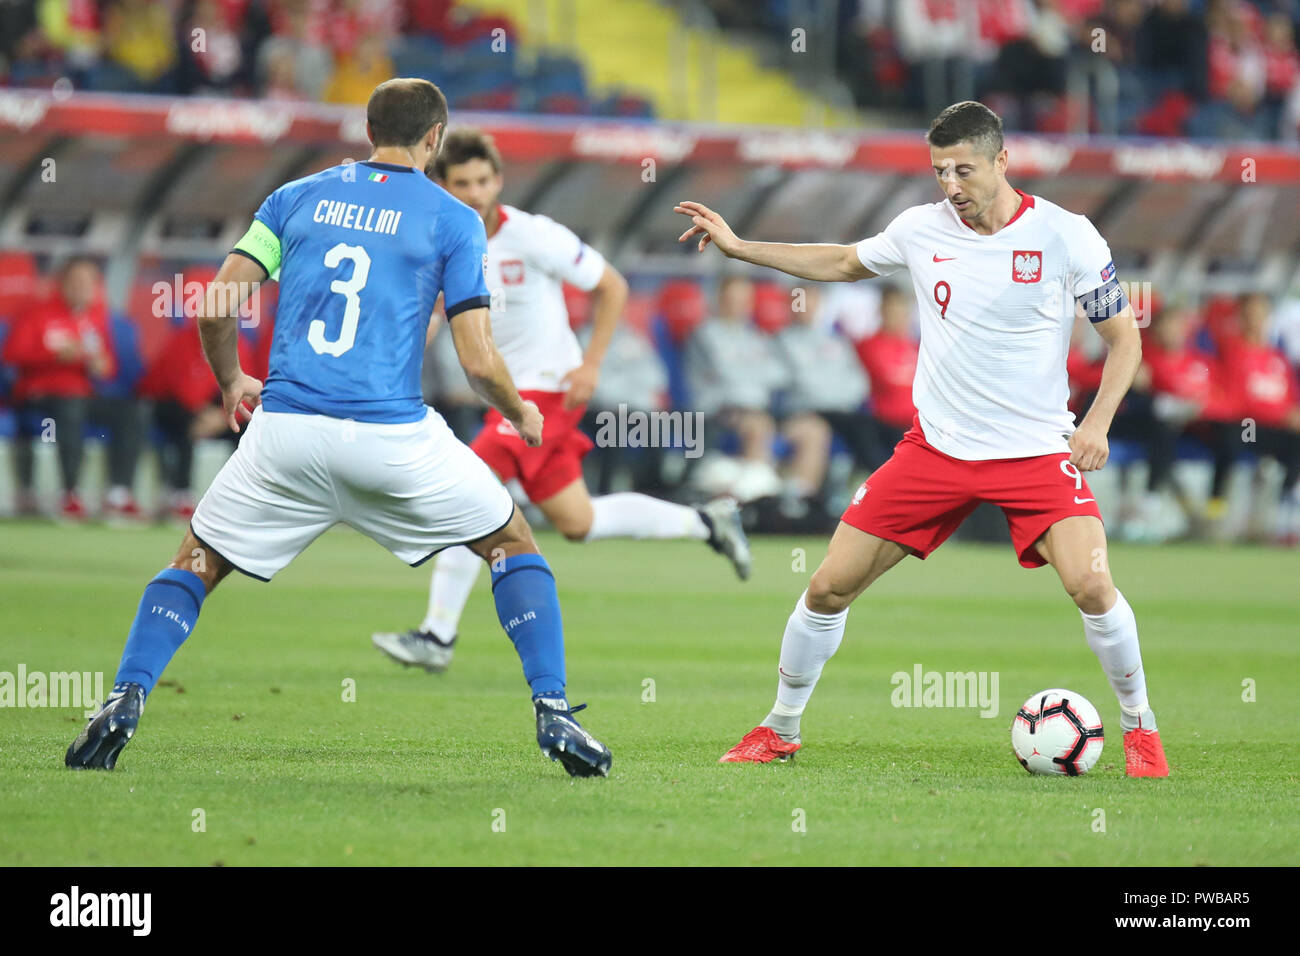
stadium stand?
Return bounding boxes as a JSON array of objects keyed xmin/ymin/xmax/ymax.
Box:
[{"xmin": 705, "ymin": 0, "xmax": 1300, "ymax": 141}]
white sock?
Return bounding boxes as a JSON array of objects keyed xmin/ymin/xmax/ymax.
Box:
[
  {"xmin": 760, "ymin": 590, "xmax": 848, "ymax": 742},
  {"xmin": 1080, "ymin": 589, "xmax": 1154, "ymax": 728},
  {"xmin": 420, "ymin": 545, "xmax": 482, "ymax": 640},
  {"xmin": 585, "ymin": 493, "xmax": 709, "ymax": 541}
]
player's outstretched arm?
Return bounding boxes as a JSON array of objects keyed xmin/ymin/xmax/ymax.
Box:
[
  {"xmin": 1071, "ymin": 304, "xmax": 1143, "ymax": 472},
  {"xmin": 673, "ymin": 200, "xmax": 876, "ymax": 282},
  {"xmin": 199, "ymin": 252, "xmax": 266, "ymax": 433},
  {"xmin": 449, "ymin": 306, "xmax": 543, "ymax": 446}
]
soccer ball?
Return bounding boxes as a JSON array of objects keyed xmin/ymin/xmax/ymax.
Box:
[{"xmin": 1011, "ymin": 688, "xmax": 1104, "ymax": 776}]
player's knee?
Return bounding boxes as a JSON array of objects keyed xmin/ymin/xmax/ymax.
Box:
[
  {"xmin": 1065, "ymin": 571, "xmax": 1114, "ymax": 615},
  {"xmin": 477, "ymin": 508, "xmax": 540, "ymax": 559},
  {"xmin": 537, "ymin": 499, "xmax": 592, "ymax": 542},
  {"xmin": 806, "ymin": 570, "xmax": 852, "ymax": 614},
  {"xmin": 555, "ymin": 514, "xmax": 592, "ymax": 542},
  {"xmin": 169, "ymin": 536, "xmax": 231, "ymax": 594}
]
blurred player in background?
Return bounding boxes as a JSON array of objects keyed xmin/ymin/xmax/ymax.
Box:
[
  {"xmin": 677, "ymin": 101, "xmax": 1169, "ymax": 778},
  {"xmin": 1205, "ymin": 293, "xmax": 1300, "ymax": 543},
  {"xmin": 67, "ymin": 79, "xmax": 612, "ymax": 778},
  {"xmin": 371, "ymin": 129, "xmax": 751, "ymax": 674},
  {"xmin": 3, "ymin": 257, "xmax": 116, "ymax": 519},
  {"xmin": 139, "ymin": 312, "xmax": 256, "ymax": 522}
]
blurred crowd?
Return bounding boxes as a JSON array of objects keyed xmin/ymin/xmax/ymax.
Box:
[
  {"xmin": 1, "ymin": 254, "xmax": 1297, "ymax": 542},
  {"xmin": 1069, "ymin": 289, "xmax": 1300, "ymax": 541},
  {"xmin": 8, "ymin": 1, "xmax": 1300, "ymax": 137},
  {"xmin": 0, "ymin": 255, "xmax": 271, "ymax": 522},
  {"xmin": 710, "ymin": 0, "xmax": 1300, "ymax": 141},
  {"xmin": 0, "ymin": 0, "xmax": 651, "ymax": 115}
]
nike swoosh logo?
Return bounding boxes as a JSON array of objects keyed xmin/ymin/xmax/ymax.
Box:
[
  {"xmin": 932, "ymin": 254, "xmax": 956, "ymax": 262},
  {"xmin": 1074, "ymin": 496, "xmax": 1095, "ymax": 504},
  {"xmin": 1125, "ymin": 666, "xmax": 1142, "ymax": 678}
]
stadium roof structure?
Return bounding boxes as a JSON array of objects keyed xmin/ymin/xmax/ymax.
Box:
[{"xmin": 3, "ymin": 90, "xmax": 1299, "ymax": 309}]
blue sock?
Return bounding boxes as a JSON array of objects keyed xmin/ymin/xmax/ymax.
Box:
[
  {"xmin": 490, "ymin": 554, "xmax": 565, "ymax": 699},
  {"xmin": 114, "ymin": 568, "xmax": 206, "ymax": 696}
]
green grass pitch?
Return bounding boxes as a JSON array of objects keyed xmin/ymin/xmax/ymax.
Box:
[{"xmin": 1, "ymin": 522, "xmax": 1296, "ymax": 865}]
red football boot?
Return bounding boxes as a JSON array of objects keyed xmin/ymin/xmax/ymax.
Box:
[
  {"xmin": 719, "ymin": 726, "xmax": 800, "ymax": 763},
  {"xmin": 1124, "ymin": 727, "xmax": 1170, "ymax": 778}
]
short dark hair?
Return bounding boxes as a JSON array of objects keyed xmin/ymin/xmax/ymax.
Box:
[
  {"xmin": 926, "ymin": 101, "xmax": 1004, "ymax": 160},
  {"xmin": 367, "ymin": 78, "xmax": 448, "ymax": 148},
  {"xmin": 431, "ymin": 128, "xmax": 503, "ymax": 180}
]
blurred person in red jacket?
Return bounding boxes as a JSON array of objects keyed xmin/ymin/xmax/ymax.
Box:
[
  {"xmin": 1132, "ymin": 303, "xmax": 1217, "ymax": 538},
  {"xmin": 1069, "ymin": 308, "xmax": 1173, "ymax": 540},
  {"xmin": 2, "ymin": 256, "xmax": 114, "ymax": 519},
  {"xmin": 1205, "ymin": 293, "xmax": 1300, "ymax": 542},
  {"xmin": 854, "ymin": 285, "xmax": 919, "ymax": 468},
  {"xmin": 139, "ymin": 317, "xmax": 254, "ymax": 521}
]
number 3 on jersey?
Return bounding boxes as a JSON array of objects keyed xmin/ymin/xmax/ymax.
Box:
[{"xmin": 309, "ymin": 242, "xmax": 371, "ymax": 357}]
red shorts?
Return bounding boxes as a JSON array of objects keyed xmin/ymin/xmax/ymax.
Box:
[
  {"xmin": 841, "ymin": 418, "xmax": 1103, "ymax": 568},
  {"xmin": 470, "ymin": 389, "xmax": 593, "ymax": 503}
]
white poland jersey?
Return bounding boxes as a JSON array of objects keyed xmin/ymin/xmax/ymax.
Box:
[
  {"xmin": 484, "ymin": 203, "xmax": 607, "ymax": 392},
  {"xmin": 855, "ymin": 190, "xmax": 1122, "ymax": 462}
]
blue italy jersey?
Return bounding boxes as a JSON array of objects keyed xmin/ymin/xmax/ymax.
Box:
[{"xmin": 233, "ymin": 160, "xmax": 490, "ymax": 423}]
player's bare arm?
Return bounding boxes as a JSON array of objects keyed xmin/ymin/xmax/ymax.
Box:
[
  {"xmin": 199, "ymin": 252, "xmax": 266, "ymax": 433},
  {"xmin": 562, "ymin": 263, "xmax": 628, "ymax": 409},
  {"xmin": 673, "ymin": 200, "xmax": 875, "ymax": 282},
  {"xmin": 1070, "ymin": 304, "xmax": 1143, "ymax": 472},
  {"xmin": 449, "ymin": 305, "xmax": 543, "ymax": 446}
]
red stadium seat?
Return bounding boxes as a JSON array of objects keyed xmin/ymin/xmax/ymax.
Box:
[
  {"xmin": 1203, "ymin": 294, "xmax": 1241, "ymax": 348},
  {"xmin": 656, "ymin": 280, "xmax": 708, "ymax": 344},
  {"xmin": 622, "ymin": 293, "xmax": 654, "ymax": 336},
  {"xmin": 538, "ymin": 94, "xmax": 589, "ymax": 115},
  {"xmin": 752, "ymin": 281, "xmax": 792, "ymax": 334},
  {"xmin": 563, "ymin": 282, "xmax": 590, "ymax": 330},
  {"xmin": 128, "ymin": 264, "xmax": 217, "ymax": 366},
  {"xmin": 0, "ymin": 251, "xmax": 42, "ymax": 320},
  {"xmin": 128, "ymin": 278, "xmax": 173, "ymax": 367},
  {"xmin": 404, "ymin": 0, "xmax": 457, "ymax": 36},
  {"xmin": 1137, "ymin": 91, "xmax": 1194, "ymax": 138}
]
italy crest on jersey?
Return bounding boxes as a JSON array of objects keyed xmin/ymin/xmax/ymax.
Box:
[{"xmin": 1012, "ymin": 251, "xmax": 1042, "ymax": 283}]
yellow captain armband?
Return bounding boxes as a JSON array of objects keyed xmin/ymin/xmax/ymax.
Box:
[{"xmin": 233, "ymin": 219, "xmax": 282, "ymax": 280}]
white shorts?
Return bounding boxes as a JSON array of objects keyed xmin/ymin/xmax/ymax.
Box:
[{"xmin": 191, "ymin": 406, "xmax": 515, "ymax": 581}]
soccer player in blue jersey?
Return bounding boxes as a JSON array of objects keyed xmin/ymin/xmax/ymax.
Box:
[{"xmin": 65, "ymin": 78, "xmax": 612, "ymax": 778}]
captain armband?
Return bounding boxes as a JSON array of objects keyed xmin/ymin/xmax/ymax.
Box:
[{"xmin": 1077, "ymin": 276, "xmax": 1128, "ymax": 323}]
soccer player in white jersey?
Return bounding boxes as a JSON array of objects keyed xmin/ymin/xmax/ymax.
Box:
[
  {"xmin": 676, "ymin": 101, "xmax": 1169, "ymax": 777},
  {"xmin": 371, "ymin": 129, "xmax": 751, "ymax": 674}
]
